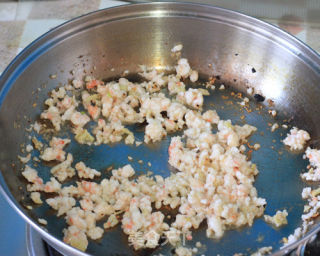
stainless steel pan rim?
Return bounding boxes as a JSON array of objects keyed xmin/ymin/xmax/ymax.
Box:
[{"xmin": 1, "ymin": 2, "xmax": 320, "ymax": 255}]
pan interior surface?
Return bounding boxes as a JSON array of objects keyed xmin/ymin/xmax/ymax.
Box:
[
  {"xmin": 25, "ymin": 82, "xmax": 308, "ymax": 256},
  {"xmin": 1, "ymin": 3, "xmax": 320, "ymax": 256}
]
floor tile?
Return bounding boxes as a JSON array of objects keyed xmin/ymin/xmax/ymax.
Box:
[
  {"xmin": 15, "ymin": 1, "xmax": 34, "ymax": 21},
  {"xmin": 0, "ymin": 2, "xmax": 17, "ymax": 21},
  {"xmin": 99, "ymin": 0, "xmax": 127, "ymax": 9},
  {"xmin": 0, "ymin": 21, "xmax": 25, "ymax": 73},
  {"xmin": 19, "ymin": 19, "xmax": 65, "ymax": 48},
  {"xmin": 28, "ymin": 0, "xmax": 101, "ymax": 19}
]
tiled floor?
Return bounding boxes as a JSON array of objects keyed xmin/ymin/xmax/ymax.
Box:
[
  {"xmin": 0, "ymin": 0, "xmax": 320, "ymax": 73},
  {"xmin": 27, "ymin": 0, "xmax": 101, "ymax": 19},
  {"xmin": 0, "ymin": 0, "xmax": 128, "ymax": 73},
  {"xmin": 0, "ymin": 20, "xmax": 25, "ymax": 72},
  {"xmin": 0, "ymin": 1, "xmax": 17, "ymax": 21},
  {"xmin": 19, "ymin": 19, "xmax": 65, "ymax": 48}
]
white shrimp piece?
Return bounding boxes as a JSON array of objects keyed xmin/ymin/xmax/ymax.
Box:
[
  {"xmin": 87, "ymin": 105, "xmax": 101, "ymax": 120},
  {"xmin": 109, "ymin": 101, "xmax": 142, "ymax": 124},
  {"xmin": 171, "ymin": 44, "xmax": 183, "ymax": 52},
  {"xmin": 51, "ymin": 137, "xmax": 70, "ymax": 149},
  {"xmin": 283, "ymin": 127, "xmax": 310, "ymax": 151},
  {"xmin": 32, "ymin": 137, "xmax": 43, "ymax": 150},
  {"xmin": 179, "ymin": 88, "xmax": 204, "ymax": 109},
  {"xmin": 247, "ymin": 87, "xmax": 253, "ymax": 95},
  {"xmin": 144, "ymin": 78, "xmax": 165, "ymax": 93},
  {"xmin": 40, "ymin": 106, "xmax": 62, "ymax": 131},
  {"xmin": 94, "ymin": 202, "xmax": 115, "ymax": 220},
  {"xmin": 124, "ymin": 131, "xmax": 135, "ymax": 145},
  {"xmin": 51, "ymin": 87, "xmax": 66, "ymax": 99},
  {"xmin": 168, "ymin": 137, "xmax": 185, "ymax": 166},
  {"xmin": 217, "ymin": 121, "xmax": 240, "ymax": 147},
  {"xmin": 301, "ymin": 147, "xmax": 320, "ymax": 181},
  {"xmin": 145, "ymin": 231, "xmax": 161, "ymax": 248},
  {"xmin": 164, "ymin": 119, "xmax": 178, "ymax": 132},
  {"xmin": 139, "ymin": 67, "xmax": 166, "ymax": 93},
  {"xmin": 57, "ymin": 95, "xmax": 76, "ymax": 111},
  {"xmin": 139, "ymin": 67, "xmax": 164, "ymax": 85},
  {"xmin": 167, "ymin": 102, "xmax": 187, "ymax": 127},
  {"xmin": 46, "ymin": 196, "xmax": 76, "ymax": 216},
  {"xmin": 164, "ymin": 227, "xmax": 181, "ymax": 246},
  {"xmin": 239, "ymin": 97, "xmax": 249, "ymax": 106},
  {"xmin": 234, "ymin": 124, "xmax": 257, "ymax": 141},
  {"xmin": 93, "ymin": 119, "xmax": 134, "ymax": 145},
  {"xmin": 172, "ymin": 214, "xmax": 193, "ymax": 231},
  {"xmin": 185, "ymin": 110, "xmax": 208, "ymax": 131},
  {"xmin": 22, "ymin": 165, "xmax": 43, "ymax": 189},
  {"xmin": 87, "ymin": 226, "xmax": 104, "ymax": 240},
  {"xmin": 271, "ymin": 123, "xmax": 279, "ymax": 132},
  {"xmin": 26, "ymin": 144, "xmax": 33, "ymax": 152},
  {"xmin": 30, "ymin": 192, "xmax": 43, "ymax": 204},
  {"xmin": 61, "ymin": 106, "xmax": 76, "ymax": 121},
  {"xmin": 75, "ymin": 162, "xmax": 101, "ymax": 179},
  {"xmin": 78, "ymin": 181, "xmax": 102, "ymax": 196},
  {"xmin": 74, "ymin": 128, "xmax": 95, "ymax": 145},
  {"xmin": 49, "ymin": 137, "xmax": 69, "ymax": 150},
  {"xmin": 112, "ymin": 164, "xmax": 135, "ymax": 179},
  {"xmin": 70, "ymin": 111, "xmax": 90, "ymax": 128},
  {"xmin": 264, "ymin": 210, "xmax": 288, "ymax": 227},
  {"xmin": 167, "ymin": 75, "xmax": 185, "ymax": 95},
  {"xmin": 41, "ymin": 146, "xmax": 66, "ymax": 162},
  {"xmin": 239, "ymin": 144, "xmax": 246, "ymax": 153},
  {"xmin": 251, "ymin": 246, "xmax": 272, "ymax": 256},
  {"xmin": 63, "ymin": 226, "xmax": 88, "ymax": 252},
  {"xmin": 176, "ymin": 58, "xmax": 191, "ymax": 78},
  {"xmin": 104, "ymin": 214, "xmax": 119, "ymax": 229},
  {"xmin": 86, "ymin": 212, "xmax": 98, "ymax": 230},
  {"xmin": 113, "ymin": 191, "xmax": 132, "ymax": 211},
  {"xmin": 72, "ymin": 79, "xmax": 83, "ymax": 89},
  {"xmin": 18, "ymin": 154, "xmax": 31, "ymax": 164},
  {"xmin": 44, "ymin": 177, "xmax": 61, "ymax": 193},
  {"xmin": 33, "ymin": 121, "xmax": 42, "ymax": 133},
  {"xmin": 144, "ymin": 119, "xmax": 167, "ymax": 143},
  {"xmin": 202, "ymin": 110, "xmax": 220, "ymax": 124},
  {"xmin": 41, "ymin": 137, "xmax": 70, "ymax": 162},
  {"xmin": 128, "ymin": 231, "xmax": 145, "ymax": 250},
  {"xmin": 175, "ymin": 247, "xmax": 192, "ymax": 256},
  {"xmin": 51, "ymin": 153, "xmax": 75, "ymax": 182},
  {"xmin": 140, "ymin": 93, "xmax": 171, "ymax": 119},
  {"xmin": 59, "ymin": 185, "xmax": 79, "ymax": 198},
  {"xmin": 38, "ymin": 218, "xmax": 47, "ymax": 225},
  {"xmin": 304, "ymin": 147, "xmax": 320, "ymax": 170},
  {"xmin": 119, "ymin": 77, "xmax": 131, "ymax": 89},
  {"xmin": 283, "ymin": 227, "xmax": 302, "ymax": 247},
  {"xmin": 123, "ymin": 196, "xmax": 168, "ymax": 249},
  {"xmin": 301, "ymin": 187, "xmax": 311, "ymax": 199},
  {"xmin": 65, "ymin": 207, "xmax": 88, "ymax": 230},
  {"xmin": 207, "ymin": 215, "xmax": 224, "ymax": 238},
  {"xmin": 100, "ymin": 178, "xmax": 119, "ymax": 199},
  {"xmin": 254, "ymin": 144, "xmax": 261, "ymax": 150},
  {"xmin": 101, "ymin": 95, "xmax": 113, "ymax": 118},
  {"xmin": 190, "ymin": 70, "xmax": 199, "ymax": 82}
]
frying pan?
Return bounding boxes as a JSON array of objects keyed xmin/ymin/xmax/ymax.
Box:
[{"xmin": 1, "ymin": 2, "xmax": 320, "ymax": 256}]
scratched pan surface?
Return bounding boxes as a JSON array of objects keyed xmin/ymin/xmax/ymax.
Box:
[{"xmin": 1, "ymin": 3, "xmax": 320, "ymax": 256}]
